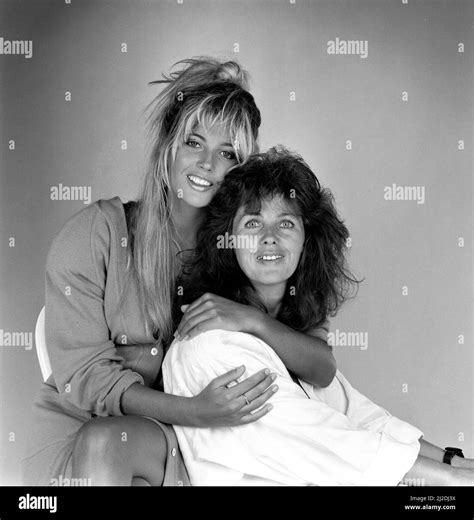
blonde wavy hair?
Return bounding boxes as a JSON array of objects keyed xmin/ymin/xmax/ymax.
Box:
[{"xmin": 123, "ymin": 57, "xmax": 261, "ymax": 346}]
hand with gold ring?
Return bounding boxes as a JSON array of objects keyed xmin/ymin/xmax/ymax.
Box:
[{"xmin": 190, "ymin": 365, "xmax": 278, "ymax": 427}]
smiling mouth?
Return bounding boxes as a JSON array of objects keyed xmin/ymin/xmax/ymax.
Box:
[
  {"xmin": 256, "ymin": 254, "xmax": 284, "ymax": 262},
  {"xmin": 187, "ymin": 174, "xmax": 213, "ymax": 191}
]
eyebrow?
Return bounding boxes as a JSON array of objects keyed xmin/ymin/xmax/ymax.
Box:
[
  {"xmin": 190, "ymin": 132, "xmax": 234, "ymax": 148},
  {"xmin": 240, "ymin": 211, "xmax": 298, "ymax": 218}
]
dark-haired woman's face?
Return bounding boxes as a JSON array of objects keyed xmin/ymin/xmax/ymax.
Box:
[
  {"xmin": 232, "ymin": 195, "xmax": 305, "ymax": 296},
  {"xmin": 170, "ymin": 123, "xmax": 238, "ymax": 209}
]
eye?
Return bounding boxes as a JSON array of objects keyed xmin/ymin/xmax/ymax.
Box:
[
  {"xmin": 185, "ymin": 139, "xmax": 201, "ymax": 148},
  {"xmin": 220, "ymin": 150, "xmax": 237, "ymax": 161},
  {"xmin": 280, "ymin": 220, "xmax": 295, "ymax": 228},
  {"xmin": 244, "ymin": 219, "xmax": 260, "ymax": 229}
]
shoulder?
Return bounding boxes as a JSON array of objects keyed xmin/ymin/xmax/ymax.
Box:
[
  {"xmin": 49, "ymin": 197, "xmax": 125, "ymax": 241},
  {"xmin": 46, "ymin": 197, "xmax": 126, "ymax": 274}
]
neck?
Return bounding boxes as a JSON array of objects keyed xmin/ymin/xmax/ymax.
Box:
[
  {"xmin": 253, "ymin": 282, "xmax": 286, "ymax": 318},
  {"xmin": 170, "ymin": 197, "xmax": 204, "ymax": 250}
]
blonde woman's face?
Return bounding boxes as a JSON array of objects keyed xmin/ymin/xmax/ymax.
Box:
[{"xmin": 170, "ymin": 123, "xmax": 238, "ymax": 209}]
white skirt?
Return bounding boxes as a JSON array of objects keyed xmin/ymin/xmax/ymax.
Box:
[{"xmin": 163, "ymin": 329, "xmax": 422, "ymax": 486}]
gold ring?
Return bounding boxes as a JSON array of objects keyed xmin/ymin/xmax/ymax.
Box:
[{"xmin": 243, "ymin": 394, "xmax": 250, "ymax": 406}]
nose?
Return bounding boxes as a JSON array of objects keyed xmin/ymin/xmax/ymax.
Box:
[
  {"xmin": 261, "ymin": 227, "xmax": 278, "ymax": 245},
  {"xmin": 197, "ymin": 149, "xmax": 213, "ymax": 172}
]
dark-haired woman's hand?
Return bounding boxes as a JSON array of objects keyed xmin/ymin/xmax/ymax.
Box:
[
  {"xmin": 189, "ymin": 365, "xmax": 277, "ymax": 427},
  {"xmin": 176, "ymin": 293, "xmax": 261, "ymax": 340}
]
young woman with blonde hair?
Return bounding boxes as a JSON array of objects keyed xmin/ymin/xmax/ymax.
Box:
[{"xmin": 21, "ymin": 57, "xmax": 336, "ymax": 486}]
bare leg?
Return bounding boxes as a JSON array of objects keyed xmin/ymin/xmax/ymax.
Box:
[
  {"xmin": 132, "ymin": 477, "xmax": 152, "ymax": 486},
  {"xmin": 402, "ymin": 455, "xmax": 474, "ymax": 486},
  {"xmin": 71, "ymin": 416, "xmax": 167, "ymax": 486}
]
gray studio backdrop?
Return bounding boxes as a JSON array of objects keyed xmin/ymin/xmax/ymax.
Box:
[{"xmin": 0, "ymin": 0, "xmax": 472, "ymax": 485}]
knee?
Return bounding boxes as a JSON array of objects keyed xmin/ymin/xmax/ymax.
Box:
[{"xmin": 73, "ymin": 418, "xmax": 122, "ymax": 463}]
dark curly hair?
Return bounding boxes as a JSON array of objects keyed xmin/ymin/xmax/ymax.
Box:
[{"xmin": 178, "ymin": 146, "xmax": 361, "ymax": 332}]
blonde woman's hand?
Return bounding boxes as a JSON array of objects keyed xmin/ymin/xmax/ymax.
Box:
[{"xmin": 189, "ymin": 365, "xmax": 278, "ymax": 427}]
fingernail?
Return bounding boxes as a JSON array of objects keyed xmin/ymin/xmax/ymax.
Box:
[
  {"xmin": 267, "ymin": 404, "xmax": 273, "ymax": 411},
  {"xmin": 272, "ymin": 385, "xmax": 279, "ymax": 392},
  {"xmin": 271, "ymin": 374, "xmax": 277, "ymax": 381},
  {"xmin": 264, "ymin": 369, "xmax": 270, "ymax": 375},
  {"xmin": 183, "ymin": 334, "xmax": 189, "ymax": 341}
]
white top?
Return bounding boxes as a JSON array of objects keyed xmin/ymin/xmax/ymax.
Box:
[{"xmin": 163, "ymin": 329, "xmax": 422, "ymax": 486}]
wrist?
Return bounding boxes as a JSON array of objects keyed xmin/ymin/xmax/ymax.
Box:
[
  {"xmin": 181, "ymin": 395, "xmax": 199, "ymax": 427},
  {"xmin": 245, "ymin": 308, "xmax": 268, "ymax": 336},
  {"xmin": 450, "ymin": 455, "xmax": 467, "ymax": 468},
  {"xmin": 443, "ymin": 446, "xmax": 464, "ymax": 466}
]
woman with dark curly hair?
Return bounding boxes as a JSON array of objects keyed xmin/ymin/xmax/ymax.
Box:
[{"xmin": 163, "ymin": 147, "xmax": 474, "ymax": 486}]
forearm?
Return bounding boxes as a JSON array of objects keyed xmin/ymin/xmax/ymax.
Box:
[
  {"xmin": 120, "ymin": 382, "xmax": 197, "ymax": 427},
  {"xmin": 419, "ymin": 438, "xmax": 446, "ymax": 463},
  {"xmin": 248, "ymin": 313, "xmax": 336, "ymax": 387},
  {"xmin": 419, "ymin": 438, "xmax": 470, "ymax": 468}
]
